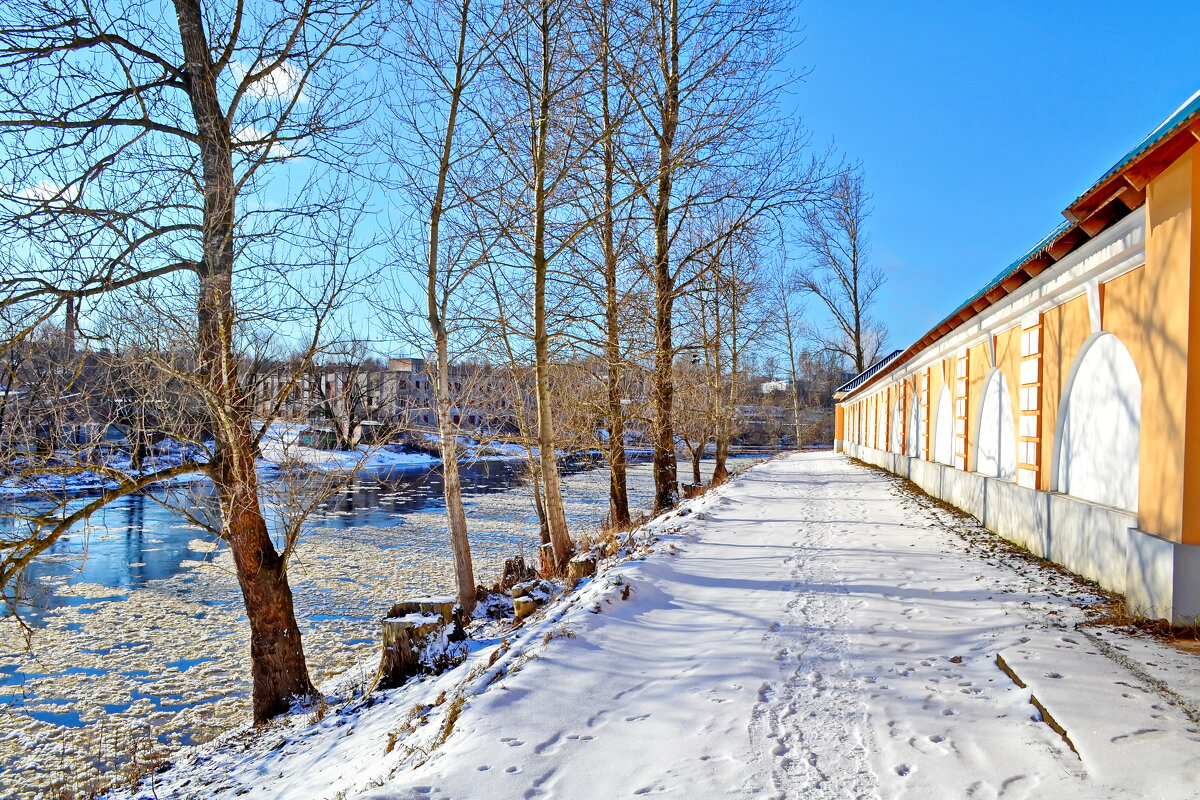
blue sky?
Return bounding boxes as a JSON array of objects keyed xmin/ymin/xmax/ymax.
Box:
[{"xmin": 788, "ymin": 0, "xmax": 1200, "ymax": 353}]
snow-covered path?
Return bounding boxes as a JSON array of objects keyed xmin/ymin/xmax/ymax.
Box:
[
  {"xmin": 116, "ymin": 452, "xmax": 1200, "ymax": 799},
  {"xmin": 371, "ymin": 452, "xmax": 1199, "ymax": 799}
]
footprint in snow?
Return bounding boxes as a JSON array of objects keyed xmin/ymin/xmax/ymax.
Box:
[
  {"xmin": 908, "ymin": 735, "xmax": 949, "ymax": 756},
  {"xmin": 1112, "ymin": 728, "xmax": 1168, "ymax": 743}
]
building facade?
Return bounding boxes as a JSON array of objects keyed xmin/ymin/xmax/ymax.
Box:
[
  {"xmin": 253, "ymin": 356, "xmax": 517, "ymax": 435},
  {"xmin": 834, "ymin": 92, "xmax": 1200, "ymax": 623}
]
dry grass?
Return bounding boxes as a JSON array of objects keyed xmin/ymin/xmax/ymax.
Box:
[
  {"xmin": 431, "ymin": 694, "xmax": 466, "ymax": 751},
  {"xmin": 307, "ymin": 695, "xmax": 330, "ymax": 725},
  {"xmin": 1081, "ymin": 595, "xmax": 1200, "ymax": 644},
  {"xmin": 384, "ymin": 702, "xmax": 433, "ymax": 755}
]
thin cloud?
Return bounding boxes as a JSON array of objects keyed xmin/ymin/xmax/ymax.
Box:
[
  {"xmin": 13, "ymin": 180, "xmax": 81, "ymax": 206},
  {"xmin": 230, "ymin": 60, "xmax": 309, "ymax": 103},
  {"xmin": 233, "ymin": 126, "xmax": 296, "ymax": 158}
]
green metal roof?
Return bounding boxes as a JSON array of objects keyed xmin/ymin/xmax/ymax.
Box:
[{"xmin": 1069, "ymin": 88, "xmax": 1200, "ymax": 209}]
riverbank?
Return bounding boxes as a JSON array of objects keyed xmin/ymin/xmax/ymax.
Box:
[
  {"xmin": 0, "ymin": 424, "xmax": 520, "ymax": 500},
  {"xmin": 0, "ymin": 458, "xmax": 750, "ymax": 799},
  {"xmin": 106, "ymin": 451, "xmax": 1200, "ymax": 799}
]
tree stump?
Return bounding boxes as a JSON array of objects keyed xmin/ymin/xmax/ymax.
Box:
[
  {"xmin": 513, "ymin": 596, "xmax": 538, "ymax": 623},
  {"xmin": 539, "ymin": 542, "xmax": 555, "ymax": 576},
  {"xmin": 371, "ymin": 597, "xmax": 463, "ymax": 692},
  {"xmin": 372, "ymin": 613, "xmax": 444, "ymax": 692},
  {"xmin": 681, "ymin": 482, "xmax": 705, "ymax": 499},
  {"xmin": 510, "ymin": 579, "xmax": 555, "ymax": 624},
  {"xmin": 567, "ymin": 552, "xmax": 598, "ymax": 586},
  {"xmin": 493, "ymin": 556, "xmax": 537, "ymax": 592}
]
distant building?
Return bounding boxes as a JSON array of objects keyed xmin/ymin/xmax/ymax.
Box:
[
  {"xmin": 254, "ymin": 356, "xmax": 518, "ymax": 434},
  {"xmin": 760, "ymin": 378, "xmax": 791, "ymax": 394},
  {"xmin": 835, "ymin": 91, "xmax": 1200, "ymax": 624}
]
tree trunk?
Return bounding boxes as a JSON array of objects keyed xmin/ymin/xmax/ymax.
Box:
[
  {"xmin": 175, "ymin": 0, "xmax": 315, "ymax": 723},
  {"xmin": 598, "ymin": 0, "xmax": 631, "ymax": 529},
  {"xmin": 691, "ymin": 444, "xmax": 702, "ymax": 485},
  {"xmin": 711, "ymin": 435, "xmax": 729, "ymax": 484},
  {"xmin": 650, "ymin": 0, "xmax": 680, "ymax": 515},
  {"xmin": 529, "ymin": 463, "xmax": 551, "ymax": 545},
  {"xmin": 531, "ymin": 2, "xmax": 572, "ymax": 572},
  {"xmin": 434, "ymin": 351, "xmax": 476, "ymax": 614},
  {"xmin": 533, "ymin": 268, "xmax": 572, "ymax": 570},
  {"xmin": 789, "ymin": 358, "xmax": 802, "ymax": 448},
  {"xmin": 425, "ymin": 0, "xmax": 477, "ymax": 615},
  {"xmin": 651, "ymin": 313, "xmax": 677, "ymax": 513},
  {"xmin": 222, "ymin": 466, "xmax": 316, "ymax": 721},
  {"xmin": 607, "ymin": 389, "xmax": 630, "ymax": 527}
]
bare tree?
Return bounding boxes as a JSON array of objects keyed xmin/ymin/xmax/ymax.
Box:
[
  {"xmin": 0, "ymin": 0, "xmax": 382, "ymax": 722},
  {"xmin": 613, "ymin": 0, "xmax": 824, "ymax": 512},
  {"xmin": 797, "ymin": 168, "xmax": 886, "ymax": 374},
  {"xmin": 573, "ymin": 0, "xmax": 645, "ymax": 529},
  {"xmin": 379, "ymin": 0, "xmax": 511, "ymax": 612},
  {"xmin": 682, "ymin": 219, "xmax": 772, "ymax": 483},
  {"xmin": 305, "ymin": 350, "xmax": 388, "ymax": 450},
  {"xmin": 483, "ymin": 0, "xmax": 651, "ymax": 571},
  {"xmin": 672, "ymin": 357, "xmax": 715, "ymax": 487},
  {"xmin": 772, "ymin": 253, "xmax": 806, "ymax": 447}
]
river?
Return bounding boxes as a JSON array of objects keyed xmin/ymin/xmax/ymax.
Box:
[{"xmin": 0, "ymin": 455, "xmax": 756, "ymax": 798}]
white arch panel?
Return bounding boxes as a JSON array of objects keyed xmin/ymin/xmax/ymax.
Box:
[
  {"xmin": 976, "ymin": 369, "xmax": 1016, "ymax": 480},
  {"xmin": 890, "ymin": 396, "xmax": 903, "ymax": 453},
  {"xmin": 907, "ymin": 390, "xmax": 920, "ymax": 457},
  {"xmin": 1055, "ymin": 333, "xmax": 1140, "ymax": 512},
  {"xmin": 933, "ymin": 385, "xmax": 954, "ymax": 465}
]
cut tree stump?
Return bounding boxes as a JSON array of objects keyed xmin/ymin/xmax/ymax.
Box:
[
  {"xmin": 513, "ymin": 596, "xmax": 538, "ymax": 623},
  {"xmin": 493, "ymin": 556, "xmax": 537, "ymax": 592},
  {"xmin": 385, "ymin": 596, "xmax": 457, "ymax": 626},
  {"xmin": 510, "ymin": 579, "xmax": 555, "ymax": 624},
  {"xmin": 567, "ymin": 553, "xmax": 598, "ymax": 585},
  {"xmin": 371, "ymin": 597, "xmax": 462, "ymax": 692}
]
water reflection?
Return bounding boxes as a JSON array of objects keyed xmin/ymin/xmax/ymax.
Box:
[{"xmin": 315, "ymin": 459, "xmax": 528, "ymax": 523}]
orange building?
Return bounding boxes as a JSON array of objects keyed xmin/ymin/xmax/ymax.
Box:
[{"xmin": 835, "ymin": 91, "xmax": 1200, "ymax": 623}]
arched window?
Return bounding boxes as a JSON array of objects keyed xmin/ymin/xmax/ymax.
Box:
[
  {"xmin": 1054, "ymin": 333, "xmax": 1140, "ymax": 511},
  {"xmin": 933, "ymin": 384, "xmax": 954, "ymax": 465},
  {"xmin": 975, "ymin": 369, "xmax": 1016, "ymax": 480}
]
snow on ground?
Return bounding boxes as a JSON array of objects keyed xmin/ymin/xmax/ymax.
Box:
[
  {"xmin": 108, "ymin": 451, "xmax": 1200, "ymax": 800},
  {"xmin": 2, "ymin": 459, "xmax": 749, "ymax": 799},
  {"xmin": 257, "ymin": 422, "xmax": 440, "ymax": 476},
  {"xmin": 258, "ymin": 439, "xmax": 439, "ymax": 475},
  {"xmin": 0, "ymin": 440, "xmax": 213, "ymax": 499}
]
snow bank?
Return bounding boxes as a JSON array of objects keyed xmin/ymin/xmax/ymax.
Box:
[{"xmin": 104, "ymin": 452, "xmax": 1200, "ymax": 800}]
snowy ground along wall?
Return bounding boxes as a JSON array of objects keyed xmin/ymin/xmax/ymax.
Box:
[{"xmin": 837, "ymin": 440, "xmax": 1200, "ymax": 624}]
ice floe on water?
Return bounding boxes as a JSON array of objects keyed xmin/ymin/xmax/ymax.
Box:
[{"xmin": 0, "ymin": 458, "xmax": 750, "ymax": 798}]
